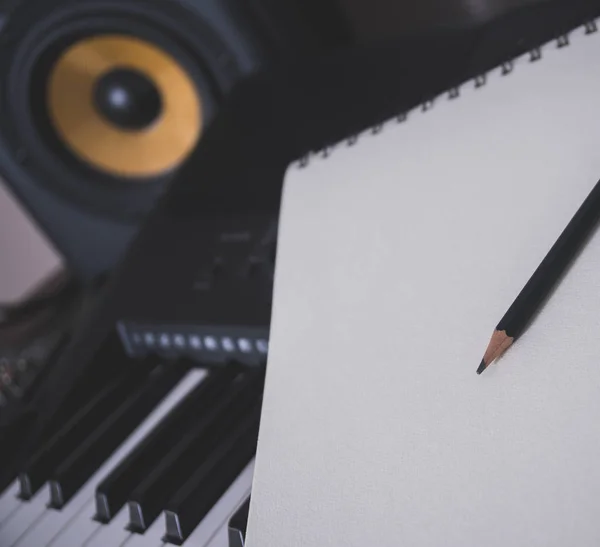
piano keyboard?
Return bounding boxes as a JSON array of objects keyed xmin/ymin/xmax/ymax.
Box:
[{"xmin": 0, "ymin": 363, "xmax": 260, "ymax": 547}]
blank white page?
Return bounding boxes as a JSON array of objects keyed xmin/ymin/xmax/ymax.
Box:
[{"xmin": 247, "ymin": 23, "xmax": 600, "ymax": 547}]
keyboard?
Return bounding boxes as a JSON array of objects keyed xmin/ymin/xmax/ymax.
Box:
[{"xmin": 0, "ymin": 362, "xmax": 262, "ymax": 547}]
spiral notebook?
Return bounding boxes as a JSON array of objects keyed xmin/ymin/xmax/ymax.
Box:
[{"xmin": 245, "ymin": 19, "xmax": 600, "ymax": 547}]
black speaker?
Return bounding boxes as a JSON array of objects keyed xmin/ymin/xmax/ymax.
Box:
[{"xmin": 0, "ymin": 0, "xmax": 343, "ymax": 279}]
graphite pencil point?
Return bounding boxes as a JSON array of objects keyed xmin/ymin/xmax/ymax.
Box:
[{"xmin": 477, "ymin": 330, "xmax": 514, "ymax": 376}]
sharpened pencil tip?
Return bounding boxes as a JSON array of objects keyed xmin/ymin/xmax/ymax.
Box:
[{"xmin": 478, "ymin": 330, "xmax": 515, "ymax": 375}]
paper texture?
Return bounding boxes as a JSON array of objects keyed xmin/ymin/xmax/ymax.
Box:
[{"xmin": 247, "ymin": 25, "xmax": 600, "ymax": 547}]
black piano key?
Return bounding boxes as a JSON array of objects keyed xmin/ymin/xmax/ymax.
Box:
[
  {"xmin": 48, "ymin": 363, "xmax": 187, "ymax": 508},
  {"xmin": 95, "ymin": 367, "xmax": 238, "ymax": 522},
  {"xmin": 127, "ymin": 371, "xmax": 264, "ymax": 533},
  {"xmin": 164, "ymin": 406, "xmax": 260, "ymax": 545},
  {"xmin": 228, "ymin": 497, "xmax": 250, "ymax": 547},
  {"xmin": 18, "ymin": 362, "xmax": 148, "ymax": 499}
]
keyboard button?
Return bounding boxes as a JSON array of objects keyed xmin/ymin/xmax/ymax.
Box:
[
  {"xmin": 48, "ymin": 364, "xmax": 186, "ymax": 508},
  {"xmin": 77, "ymin": 506, "xmax": 130, "ymax": 547},
  {"xmin": 228, "ymin": 497, "xmax": 250, "ymax": 547},
  {"xmin": 208, "ymin": 528, "xmax": 231, "ymax": 547},
  {"xmin": 95, "ymin": 368, "xmax": 236, "ymax": 522},
  {"xmin": 164, "ymin": 405, "xmax": 260, "ymax": 544},
  {"xmin": 0, "ymin": 481, "xmax": 20, "ymax": 524},
  {"xmin": 186, "ymin": 462, "xmax": 254, "ymax": 547},
  {"xmin": 0, "ymin": 486, "xmax": 48, "ymax": 546},
  {"xmin": 127, "ymin": 372, "xmax": 263, "ymax": 533},
  {"xmin": 126, "ymin": 508, "xmax": 167, "ymax": 547}
]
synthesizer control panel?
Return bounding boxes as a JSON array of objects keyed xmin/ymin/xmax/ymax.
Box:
[{"xmin": 113, "ymin": 211, "xmax": 278, "ymax": 367}]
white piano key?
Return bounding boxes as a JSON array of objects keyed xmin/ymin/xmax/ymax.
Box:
[
  {"xmin": 184, "ymin": 461, "xmax": 254, "ymax": 547},
  {"xmin": 36, "ymin": 497, "xmax": 96, "ymax": 547},
  {"xmin": 205, "ymin": 525, "xmax": 231, "ymax": 547},
  {"xmin": 82, "ymin": 506, "xmax": 129, "ymax": 547},
  {"xmin": 0, "ymin": 480, "xmax": 17, "ymax": 499},
  {"xmin": 5, "ymin": 369, "xmax": 207, "ymax": 547},
  {"xmin": 0, "ymin": 481, "xmax": 20, "ymax": 525},
  {"xmin": 80, "ymin": 523, "xmax": 104, "ymax": 547},
  {"xmin": 0, "ymin": 485, "xmax": 49, "ymax": 547}
]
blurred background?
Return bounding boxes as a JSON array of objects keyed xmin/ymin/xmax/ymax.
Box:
[{"xmin": 0, "ymin": 0, "xmax": 556, "ymax": 306}]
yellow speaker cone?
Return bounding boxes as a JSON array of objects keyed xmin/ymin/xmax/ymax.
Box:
[{"xmin": 47, "ymin": 35, "xmax": 203, "ymax": 178}]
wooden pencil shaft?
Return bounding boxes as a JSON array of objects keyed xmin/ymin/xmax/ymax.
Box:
[{"xmin": 498, "ymin": 178, "xmax": 600, "ymax": 338}]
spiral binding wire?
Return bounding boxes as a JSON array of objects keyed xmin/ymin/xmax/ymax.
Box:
[{"xmin": 297, "ymin": 19, "xmax": 598, "ymax": 169}]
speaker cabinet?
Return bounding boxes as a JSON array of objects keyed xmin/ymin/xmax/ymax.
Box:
[{"xmin": 0, "ymin": 0, "xmax": 334, "ymax": 278}]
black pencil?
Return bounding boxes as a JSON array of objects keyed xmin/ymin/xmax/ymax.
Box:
[{"xmin": 477, "ymin": 177, "xmax": 600, "ymax": 375}]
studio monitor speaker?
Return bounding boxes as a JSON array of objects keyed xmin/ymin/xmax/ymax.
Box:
[{"xmin": 0, "ymin": 0, "xmax": 338, "ymax": 278}]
